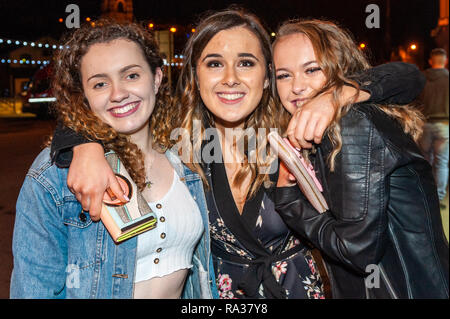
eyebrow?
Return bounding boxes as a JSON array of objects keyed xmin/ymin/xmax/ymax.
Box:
[
  {"xmin": 87, "ymin": 64, "xmax": 142, "ymax": 82},
  {"xmin": 275, "ymin": 60, "xmax": 318, "ymax": 72},
  {"xmin": 201, "ymin": 53, "xmax": 260, "ymax": 62}
]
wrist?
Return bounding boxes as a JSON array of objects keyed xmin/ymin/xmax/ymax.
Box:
[
  {"xmin": 342, "ymin": 85, "xmax": 370, "ymax": 104},
  {"xmin": 73, "ymin": 142, "xmax": 105, "ymax": 157}
]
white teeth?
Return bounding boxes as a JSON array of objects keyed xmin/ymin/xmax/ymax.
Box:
[
  {"xmin": 218, "ymin": 93, "xmax": 245, "ymax": 101},
  {"xmin": 111, "ymin": 102, "xmax": 138, "ymax": 114}
]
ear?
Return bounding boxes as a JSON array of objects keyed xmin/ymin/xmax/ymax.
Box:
[{"xmin": 154, "ymin": 67, "xmax": 163, "ymax": 93}]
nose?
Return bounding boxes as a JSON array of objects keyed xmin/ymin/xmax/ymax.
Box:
[
  {"xmin": 110, "ymin": 82, "xmax": 129, "ymax": 102},
  {"xmin": 291, "ymin": 75, "xmax": 306, "ymax": 95},
  {"xmin": 222, "ymin": 65, "xmax": 240, "ymax": 87}
]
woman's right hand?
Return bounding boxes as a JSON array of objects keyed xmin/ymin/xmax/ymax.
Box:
[{"xmin": 67, "ymin": 143, "xmax": 129, "ymax": 221}]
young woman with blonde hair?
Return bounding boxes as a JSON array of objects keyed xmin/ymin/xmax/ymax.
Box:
[{"xmin": 273, "ymin": 19, "xmax": 449, "ymax": 299}]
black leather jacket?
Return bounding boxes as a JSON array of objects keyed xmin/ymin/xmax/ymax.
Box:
[{"xmin": 275, "ymin": 103, "xmax": 449, "ymax": 299}]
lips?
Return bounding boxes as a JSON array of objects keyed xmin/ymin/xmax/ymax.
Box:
[
  {"xmin": 217, "ymin": 92, "xmax": 246, "ymax": 105},
  {"xmin": 108, "ymin": 101, "xmax": 140, "ymax": 118}
]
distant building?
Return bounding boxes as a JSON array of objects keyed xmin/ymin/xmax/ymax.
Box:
[
  {"xmin": 99, "ymin": 0, "xmax": 176, "ymax": 86},
  {"xmin": 101, "ymin": 0, "xmax": 134, "ymax": 23}
]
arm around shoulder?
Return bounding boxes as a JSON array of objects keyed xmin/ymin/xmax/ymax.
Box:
[
  {"xmin": 358, "ymin": 62, "xmax": 426, "ymax": 105},
  {"xmin": 51, "ymin": 122, "xmax": 103, "ymax": 168}
]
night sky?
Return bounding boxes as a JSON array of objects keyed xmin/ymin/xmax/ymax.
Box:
[{"xmin": 0, "ymin": 0, "xmax": 440, "ymax": 64}]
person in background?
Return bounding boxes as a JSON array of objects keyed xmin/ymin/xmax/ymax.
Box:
[{"xmin": 419, "ymin": 48, "xmax": 449, "ymax": 209}]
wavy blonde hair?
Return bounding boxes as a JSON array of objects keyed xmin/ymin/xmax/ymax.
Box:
[
  {"xmin": 51, "ymin": 19, "xmax": 173, "ymax": 190},
  {"xmin": 172, "ymin": 9, "xmax": 290, "ymax": 197},
  {"xmin": 273, "ymin": 19, "xmax": 424, "ymax": 171}
]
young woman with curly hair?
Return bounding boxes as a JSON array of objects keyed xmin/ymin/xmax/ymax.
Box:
[
  {"xmin": 49, "ymin": 9, "xmax": 427, "ymax": 299},
  {"xmin": 10, "ymin": 20, "xmax": 218, "ymax": 299},
  {"xmin": 273, "ymin": 19, "xmax": 449, "ymax": 299}
]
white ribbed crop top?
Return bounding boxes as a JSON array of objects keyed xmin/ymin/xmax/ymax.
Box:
[{"xmin": 134, "ymin": 170, "xmax": 204, "ymax": 283}]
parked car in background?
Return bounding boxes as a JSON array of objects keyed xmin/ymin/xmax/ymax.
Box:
[{"xmin": 20, "ymin": 64, "xmax": 55, "ymax": 118}]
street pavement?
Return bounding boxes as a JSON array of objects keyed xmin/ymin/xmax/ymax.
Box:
[{"xmin": 0, "ymin": 117, "xmax": 55, "ymax": 298}]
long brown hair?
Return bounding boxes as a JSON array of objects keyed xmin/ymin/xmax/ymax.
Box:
[
  {"xmin": 173, "ymin": 8, "xmax": 290, "ymax": 196},
  {"xmin": 273, "ymin": 19, "xmax": 424, "ymax": 170},
  {"xmin": 51, "ymin": 19, "xmax": 172, "ymax": 190}
]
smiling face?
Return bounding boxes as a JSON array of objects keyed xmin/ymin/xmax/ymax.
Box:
[
  {"xmin": 80, "ymin": 38, "xmax": 162, "ymax": 136},
  {"xmin": 195, "ymin": 26, "xmax": 269, "ymax": 128},
  {"xmin": 273, "ymin": 33, "xmax": 327, "ymax": 115}
]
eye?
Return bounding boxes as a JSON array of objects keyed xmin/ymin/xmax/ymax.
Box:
[
  {"xmin": 206, "ymin": 60, "xmax": 222, "ymax": 68},
  {"xmin": 276, "ymin": 73, "xmax": 290, "ymax": 80},
  {"xmin": 93, "ymin": 82, "xmax": 107, "ymax": 89},
  {"xmin": 305, "ymin": 67, "xmax": 322, "ymax": 74},
  {"xmin": 127, "ymin": 73, "xmax": 140, "ymax": 80},
  {"xmin": 239, "ymin": 59, "xmax": 255, "ymax": 67}
]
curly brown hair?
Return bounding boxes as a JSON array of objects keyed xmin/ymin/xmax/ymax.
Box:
[
  {"xmin": 172, "ymin": 8, "xmax": 291, "ymax": 197},
  {"xmin": 51, "ymin": 19, "xmax": 173, "ymax": 190},
  {"xmin": 273, "ymin": 19, "xmax": 424, "ymax": 171}
]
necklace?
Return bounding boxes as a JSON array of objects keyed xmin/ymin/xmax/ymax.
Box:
[{"xmin": 144, "ymin": 152, "xmax": 156, "ymax": 189}]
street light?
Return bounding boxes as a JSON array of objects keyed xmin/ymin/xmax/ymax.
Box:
[
  {"xmin": 410, "ymin": 44, "xmax": 417, "ymax": 50},
  {"xmin": 360, "ymin": 43, "xmax": 366, "ymax": 49},
  {"xmin": 170, "ymin": 27, "xmax": 177, "ymax": 33},
  {"xmin": 149, "ymin": 23, "xmax": 154, "ymax": 29}
]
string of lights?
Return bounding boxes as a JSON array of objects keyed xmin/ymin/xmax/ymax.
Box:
[
  {"xmin": 0, "ymin": 37, "xmax": 66, "ymax": 50},
  {"xmin": 0, "ymin": 36, "xmax": 188, "ymax": 67},
  {"xmin": 0, "ymin": 36, "xmax": 59, "ymax": 67},
  {"xmin": 1, "ymin": 58, "xmax": 50, "ymax": 65}
]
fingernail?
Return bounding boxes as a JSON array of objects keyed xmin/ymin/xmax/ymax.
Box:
[
  {"xmin": 106, "ymin": 188, "xmax": 117, "ymax": 201},
  {"xmin": 123, "ymin": 195, "xmax": 130, "ymax": 202}
]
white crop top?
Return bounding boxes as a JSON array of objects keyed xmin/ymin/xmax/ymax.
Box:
[{"xmin": 134, "ymin": 170, "xmax": 204, "ymax": 283}]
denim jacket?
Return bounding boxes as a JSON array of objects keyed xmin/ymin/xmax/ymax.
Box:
[{"xmin": 10, "ymin": 148, "xmax": 219, "ymax": 299}]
